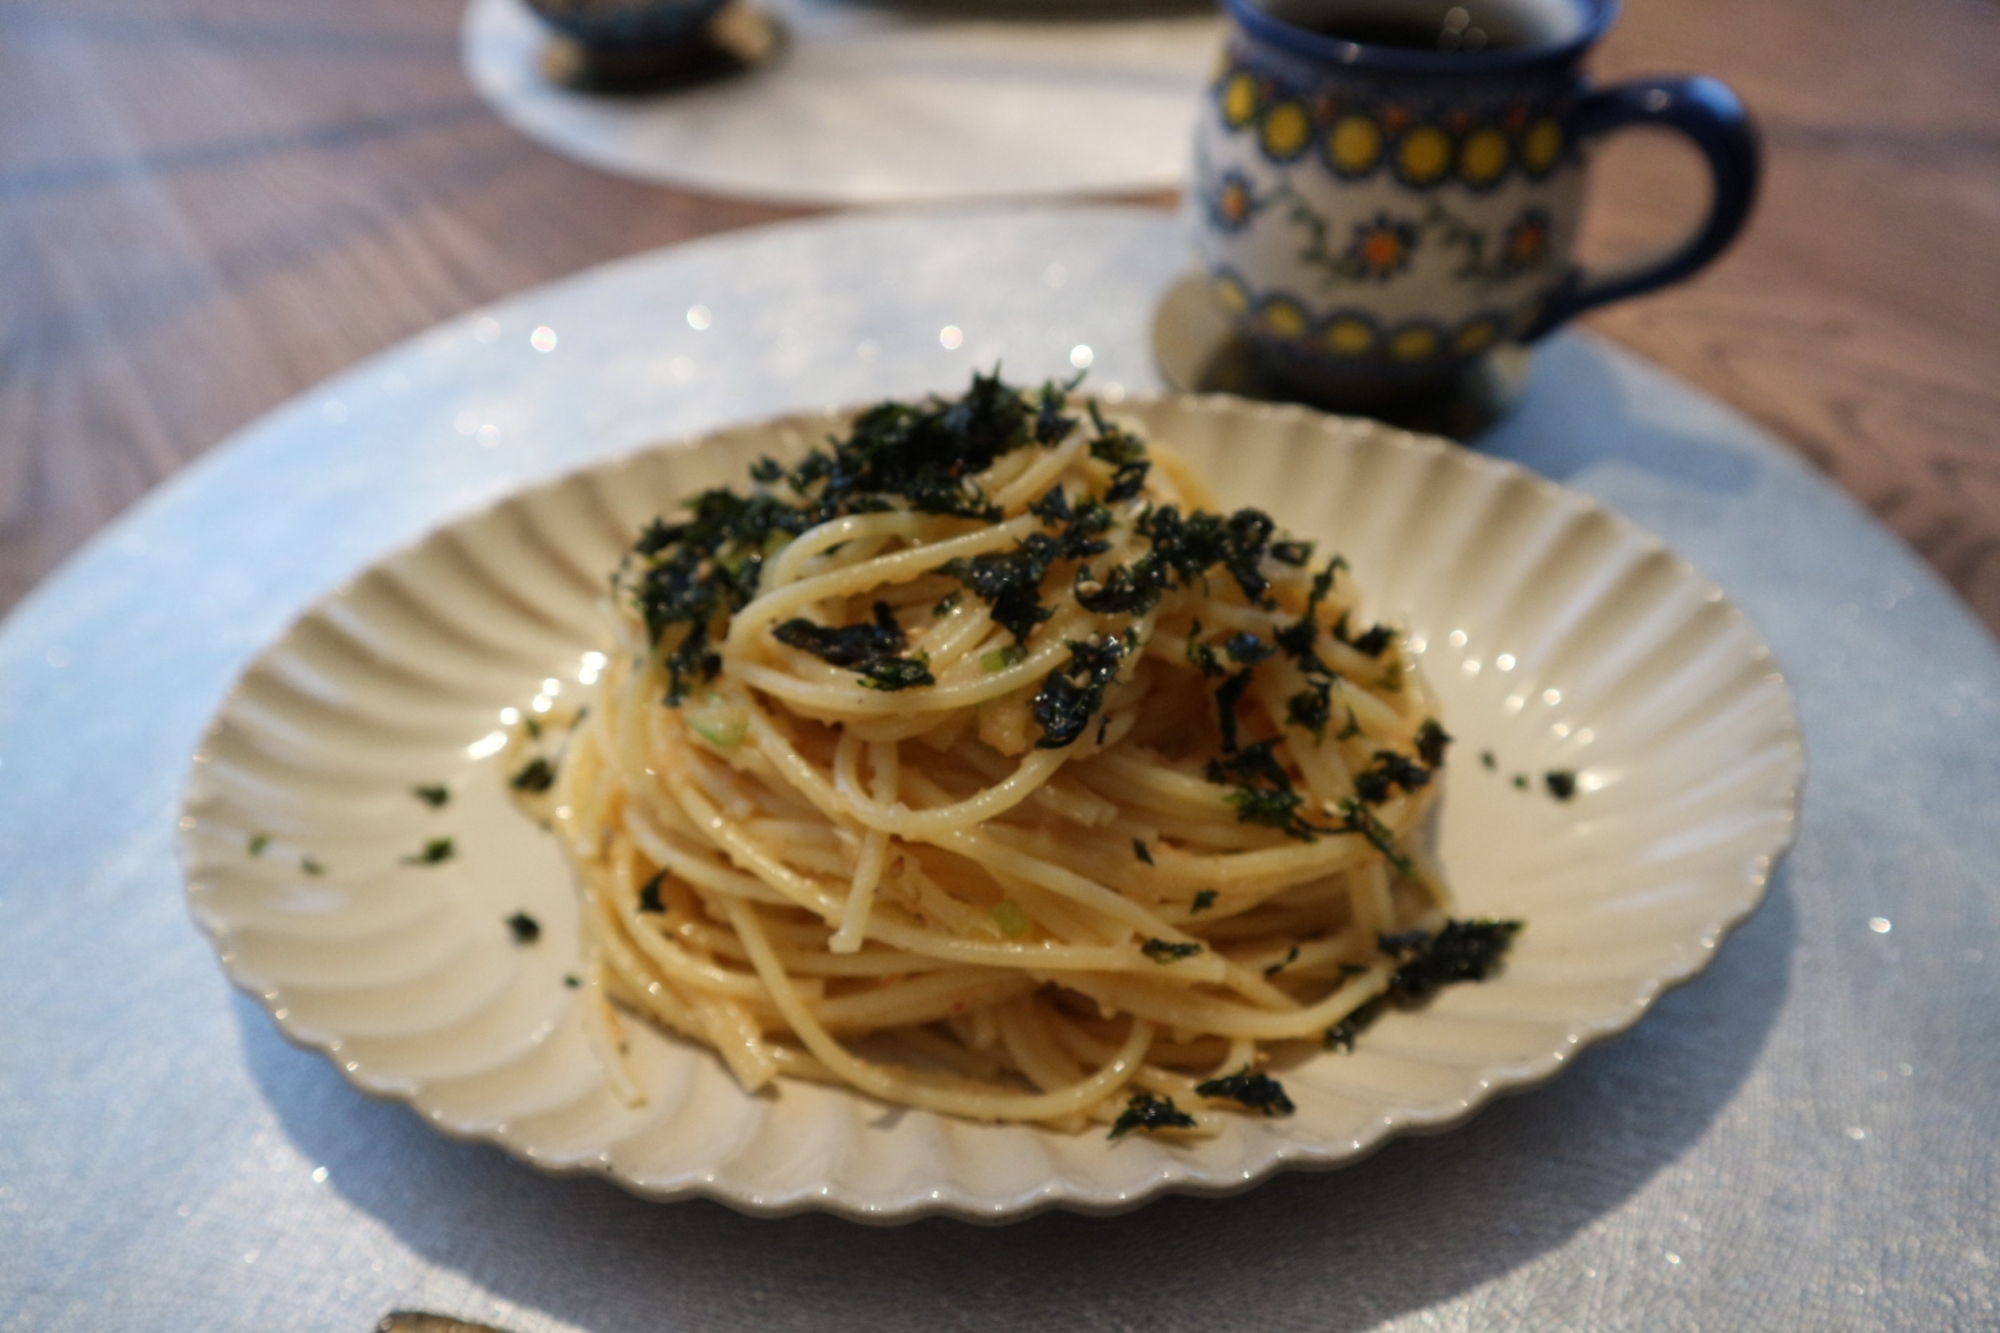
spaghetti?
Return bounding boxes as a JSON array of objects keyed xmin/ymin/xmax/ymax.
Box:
[{"xmin": 517, "ymin": 373, "xmax": 1514, "ymax": 1136}]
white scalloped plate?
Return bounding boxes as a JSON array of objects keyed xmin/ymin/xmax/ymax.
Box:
[{"xmin": 180, "ymin": 396, "xmax": 1802, "ymax": 1222}]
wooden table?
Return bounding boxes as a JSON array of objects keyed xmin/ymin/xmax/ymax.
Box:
[{"xmin": 4, "ymin": 0, "xmax": 1996, "ymax": 630}]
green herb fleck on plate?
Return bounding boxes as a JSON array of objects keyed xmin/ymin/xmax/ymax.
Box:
[
  {"xmin": 510, "ymin": 758, "xmax": 555, "ymax": 793},
  {"xmin": 991, "ymin": 901, "xmax": 1032, "ymax": 939},
  {"xmin": 403, "ymin": 837, "xmax": 454, "ymax": 866}
]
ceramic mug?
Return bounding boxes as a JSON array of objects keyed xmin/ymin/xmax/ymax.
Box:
[{"xmin": 1192, "ymin": 0, "xmax": 1759, "ymax": 409}]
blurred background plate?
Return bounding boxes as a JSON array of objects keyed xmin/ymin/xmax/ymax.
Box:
[{"xmin": 462, "ymin": 0, "xmax": 1221, "ymax": 202}]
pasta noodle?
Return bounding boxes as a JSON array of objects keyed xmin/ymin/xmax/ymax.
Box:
[{"xmin": 513, "ymin": 374, "xmax": 1514, "ymax": 1137}]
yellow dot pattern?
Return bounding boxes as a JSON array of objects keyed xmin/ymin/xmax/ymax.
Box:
[
  {"xmin": 1327, "ymin": 115, "xmax": 1383, "ymax": 176},
  {"xmin": 1458, "ymin": 128, "xmax": 1509, "ymax": 187},
  {"xmin": 1222, "ymin": 74, "xmax": 1258, "ymax": 130},
  {"xmin": 1452, "ymin": 318, "xmax": 1500, "ymax": 356},
  {"xmin": 1522, "ymin": 118, "xmax": 1564, "ymax": 175},
  {"xmin": 1396, "ymin": 127, "xmax": 1453, "ymax": 186},
  {"xmin": 1209, "ymin": 283, "xmax": 1515, "ymax": 369},
  {"xmin": 1389, "ymin": 325, "xmax": 1441, "ymax": 362},
  {"xmin": 1325, "ymin": 318, "xmax": 1376, "ymax": 357},
  {"xmin": 1260, "ymin": 102, "xmax": 1312, "ymax": 161},
  {"xmin": 1211, "ymin": 53, "xmax": 1573, "ymax": 191},
  {"xmin": 1259, "ymin": 298, "xmax": 1310, "ymax": 339}
]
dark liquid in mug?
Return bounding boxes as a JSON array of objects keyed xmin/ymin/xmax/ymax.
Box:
[{"xmin": 1266, "ymin": 1, "xmax": 1565, "ymax": 54}]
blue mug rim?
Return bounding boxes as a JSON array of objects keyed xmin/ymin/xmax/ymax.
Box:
[{"xmin": 1222, "ymin": 0, "xmax": 1619, "ymax": 74}]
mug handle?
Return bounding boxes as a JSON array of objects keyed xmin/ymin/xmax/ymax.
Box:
[{"xmin": 1522, "ymin": 75, "xmax": 1762, "ymax": 339}]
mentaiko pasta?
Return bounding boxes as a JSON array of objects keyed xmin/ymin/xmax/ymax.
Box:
[{"xmin": 515, "ymin": 373, "xmax": 1516, "ymax": 1138}]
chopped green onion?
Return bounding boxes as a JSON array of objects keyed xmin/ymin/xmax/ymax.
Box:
[
  {"xmin": 991, "ymin": 901, "xmax": 1032, "ymax": 939},
  {"xmin": 686, "ymin": 693, "xmax": 749, "ymax": 749},
  {"xmin": 981, "ymin": 644, "xmax": 1027, "ymax": 674}
]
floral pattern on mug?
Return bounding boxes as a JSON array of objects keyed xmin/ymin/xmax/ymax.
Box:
[
  {"xmin": 1346, "ymin": 213, "xmax": 1420, "ymax": 281},
  {"xmin": 1503, "ymin": 208, "xmax": 1552, "ymax": 269},
  {"xmin": 1208, "ymin": 169, "xmax": 1263, "ymax": 232}
]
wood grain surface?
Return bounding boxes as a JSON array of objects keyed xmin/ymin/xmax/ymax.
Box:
[{"xmin": 2, "ymin": 0, "xmax": 1996, "ymax": 630}]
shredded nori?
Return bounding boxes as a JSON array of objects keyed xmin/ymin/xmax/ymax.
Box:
[
  {"xmin": 1141, "ymin": 938, "xmax": 1202, "ymax": 963},
  {"xmin": 1269, "ymin": 539, "xmax": 1314, "ymax": 567},
  {"xmin": 506, "ymin": 911, "xmax": 540, "ymax": 945},
  {"xmin": 1380, "ymin": 919, "xmax": 1523, "ymax": 1000},
  {"xmin": 1214, "ymin": 669, "xmax": 1255, "ymax": 753},
  {"xmin": 1285, "ymin": 681, "xmax": 1332, "ymax": 742},
  {"xmin": 510, "ymin": 757, "xmax": 556, "ymax": 793},
  {"xmin": 1108, "ymin": 1090, "xmax": 1197, "ymax": 1139},
  {"xmin": 1332, "ymin": 799, "xmax": 1415, "ymax": 877},
  {"xmin": 1334, "ymin": 612, "xmax": 1397, "ymax": 658},
  {"xmin": 769, "ymin": 601, "xmax": 935, "ymax": 690},
  {"xmin": 623, "ymin": 370, "xmax": 1070, "ymax": 701},
  {"xmin": 945, "ymin": 541, "xmax": 1059, "ymax": 643},
  {"xmin": 1030, "ymin": 633, "xmax": 1131, "ymax": 749},
  {"xmin": 1223, "ymin": 632, "xmax": 1275, "ymax": 665},
  {"xmin": 638, "ymin": 870, "xmax": 668, "ymax": 914},
  {"xmin": 1186, "ymin": 626, "xmax": 1225, "ymax": 678},
  {"xmin": 1416, "ymin": 718, "xmax": 1452, "ymax": 768},
  {"xmin": 1325, "ymin": 919, "xmax": 1523, "ymax": 1049},
  {"xmin": 402, "ymin": 837, "xmax": 454, "ymax": 866},
  {"xmin": 858, "ymin": 653, "xmax": 935, "ymax": 692},
  {"xmin": 1191, "ymin": 889, "xmax": 1218, "ymax": 913},
  {"xmin": 773, "ymin": 600, "xmax": 906, "ymax": 667},
  {"xmin": 1352, "ymin": 750, "xmax": 1434, "ymax": 805},
  {"xmin": 1324, "ymin": 996, "xmax": 1386, "ymax": 1051},
  {"xmin": 1205, "ymin": 741, "xmax": 1331, "ymax": 841},
  {"xmin": 1132, "ymin": 839, "xmax": 1154, "ymax": 865},
  {"xmin": 412, "ymin": 784, "xmax": 450, "ymax": 808},
  {"xmin": 1195, "ymin": 1070, "xmax": 1296, "ymax": 1116},
  {"xmin": 1545, "ymin": 769, "xmax": 1578, "ymax": 801}
]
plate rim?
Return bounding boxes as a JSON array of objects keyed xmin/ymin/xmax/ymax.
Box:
[{"xmin": 179, "ymin": 392, "xmax": 1806, "ymax": 1222}]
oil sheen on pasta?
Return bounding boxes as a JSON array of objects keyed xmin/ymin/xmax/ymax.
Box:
[{"xmin": 513, "ymin": 373, "xmax": 1516, "ymax": 1137}]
